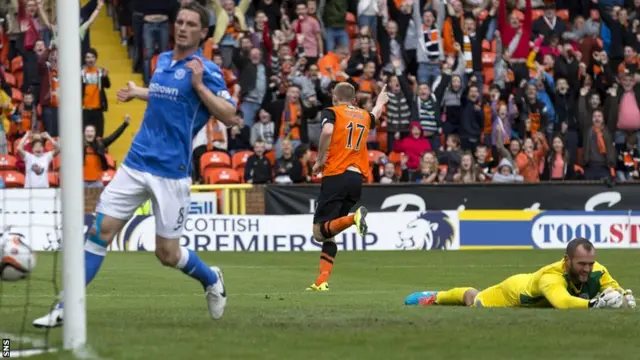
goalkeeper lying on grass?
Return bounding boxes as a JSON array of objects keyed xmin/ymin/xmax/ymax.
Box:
[{"xmin": 405, "ymin": 238, "xmax": 636, "ymax": 309}]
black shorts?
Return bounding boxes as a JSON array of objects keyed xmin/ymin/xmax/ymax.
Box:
[{"xmin": 313, "ymin": 171, "xmax": 363, "ymax": 224}]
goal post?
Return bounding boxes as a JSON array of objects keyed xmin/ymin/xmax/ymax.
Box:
[{"xmin": 57, "ymin": 0, "xmax": 86, "ymax": 350}]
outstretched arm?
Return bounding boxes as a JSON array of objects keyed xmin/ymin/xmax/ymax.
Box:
[
  {"xmin": 117, "ymin": 81, "xmax": 149, "ymax": 102},
  {"xmin": 539, "ymin": 274, "xmax": 589, "ymax": 309},
  {"xmin": 371, "ymin": 85, "xmax": 389, "ymax": 122}
]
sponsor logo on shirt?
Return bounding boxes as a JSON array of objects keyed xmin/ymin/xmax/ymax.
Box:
[{"xmin": 149, "ymin": 82, "xmax": 179, "ymax": 100}]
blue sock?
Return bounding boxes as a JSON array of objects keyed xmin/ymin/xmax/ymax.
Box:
[
  {"xmin": 57, "ymin": 214, "xmax": 108, "ymax": 310},
  {"xmin": 176, "ymin": 247, "xmax": 218, "ymax": 289}
]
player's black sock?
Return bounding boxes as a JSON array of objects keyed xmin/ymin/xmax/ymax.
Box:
[{"xmin": 321, "ymin": 241, "xmax": 337, "ymax": 260}]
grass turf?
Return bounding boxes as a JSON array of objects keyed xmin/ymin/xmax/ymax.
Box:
[{"xmin": 1, "ymin": 250, "xmax": 639, "ymax": 360}]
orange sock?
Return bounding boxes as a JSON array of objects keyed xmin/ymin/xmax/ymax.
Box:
[
  {"xmin": 314, "ymin": 241, "xmax": 337, "ymax": 285},
  {"xmin": 323, "ymin": 215, "xmax": 354, "ymax": 238}
]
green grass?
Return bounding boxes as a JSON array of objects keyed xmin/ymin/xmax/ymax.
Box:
[{"xmin": 1, "ymin": 250, "xmax": 639, "ymax": 360}]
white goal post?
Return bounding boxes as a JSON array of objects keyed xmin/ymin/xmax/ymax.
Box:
[{"xmin": 57, "ymin": 0, "xmax": 86, "ymax": 350}]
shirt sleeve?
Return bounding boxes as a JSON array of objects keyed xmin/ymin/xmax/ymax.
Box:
[
  {"xmin": 202, "ymin": 61, "xmax": 236, "ymax": 107},
  {"xmin": 369, "ymin": 112, "xmax": 376, "ymax": 129},
  {"xmin": 539, "ymin": 273, "xmax": 590, "ymax": 309},
  {"xmin": 320, "ymin": 109, "xmax": 336, "ymax": 127}
]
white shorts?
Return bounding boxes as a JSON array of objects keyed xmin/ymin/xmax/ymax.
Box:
[{"xmin": 96, "ymin": 164, "xmax": 192, "ymax": 239}]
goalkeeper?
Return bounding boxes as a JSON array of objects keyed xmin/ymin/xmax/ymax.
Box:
[{"xmin": 405, "ymin": 238, "xmax": 636, "ymax": 309}]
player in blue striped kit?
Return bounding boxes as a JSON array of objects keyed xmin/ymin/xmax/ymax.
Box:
[{"xmin": 33, "ymin": 2, "xmax": 237, "ymax": 328}]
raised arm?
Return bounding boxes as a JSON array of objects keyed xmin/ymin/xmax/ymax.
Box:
[
  {"xmin": 371, "ymin": 85, "xmax": 389, "ymax": 122},
  {"xmin": 42, "ymin": 131, "xmax": 59, "ymax": 156},
  {"xmin": 80, "ymin": 0, "xmax": 104, "ymax": 30},
  {"xmin": 16, "ymin": 131, "xmax": 30, "ymax": 159},
  {"xmin": 36, "ymin": 0, "xmax": 53, "ymax": 30},
  {"xmin": 102, "ymin": 115, "xmax": 130, "ymax": 147}
]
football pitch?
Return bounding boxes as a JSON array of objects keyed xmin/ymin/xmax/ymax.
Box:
[{"xmin": 1, "ymin": 250, "xmax": 639, "ymax": 360}]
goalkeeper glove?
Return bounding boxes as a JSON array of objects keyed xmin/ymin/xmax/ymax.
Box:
[
  {"xmin": 624, "ymin": 289, "xmax": 636, "ymax": 309},
  {"xmin": 589, "ymin": 287, "xmax": 623, "ymax": 309}
]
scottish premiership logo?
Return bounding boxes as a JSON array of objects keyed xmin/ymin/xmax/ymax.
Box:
[{"xmin": 396, "ymin": 212, "xmax": 455, "ymax": 251}]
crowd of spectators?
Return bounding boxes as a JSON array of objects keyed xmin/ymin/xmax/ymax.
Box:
[
  {"xmin": 2, "ymin": 0, "xmax": 640, "ymax": 188},
  {"xmin": 0, "ymin": 0, "xmax": 132, "ymax": 189},
  {"xmin": 177, "ymin": 0, "xmax": 640, "ymax": 185}
]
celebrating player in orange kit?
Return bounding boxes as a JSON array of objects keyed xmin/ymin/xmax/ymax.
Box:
[{"xmin": 306, "ymin": 82, "xmax": 389, "ymax": 291}]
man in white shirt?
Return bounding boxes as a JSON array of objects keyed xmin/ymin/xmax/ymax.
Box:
[{"xmin": 17, "ymin": 131, "xmax": 60, "ymax": 189}]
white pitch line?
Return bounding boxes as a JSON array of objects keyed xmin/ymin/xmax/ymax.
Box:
[{"xmin": 0, "ymin": 332, "xmax": 47, "ymax": 348}]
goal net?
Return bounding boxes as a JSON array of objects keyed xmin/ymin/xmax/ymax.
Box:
[
  {"xmin": 0, "ymin": 0, "xmax": 86, "ymax": 356},
  {"xmin": 0, "ymin": 188, "xmax": 63, "ymax": 357}
]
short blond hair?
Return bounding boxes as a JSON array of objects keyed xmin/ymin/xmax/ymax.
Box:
[{"xmin": 333, "ymin": 82, "xmax": 356, "ymax": 103}]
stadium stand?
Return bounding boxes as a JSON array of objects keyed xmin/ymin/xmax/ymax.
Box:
[{"xmin": 1, "ymin": 0, "xmax": 640, "ymax": 189}]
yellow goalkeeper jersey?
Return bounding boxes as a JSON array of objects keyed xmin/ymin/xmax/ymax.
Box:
[
  {"xmin": 504, "ymin": 259, "xmax": 623, "ymax": 309},
  {"xmin": 474, "ymin": 259, "xmax": 623, "ymax": 309}
]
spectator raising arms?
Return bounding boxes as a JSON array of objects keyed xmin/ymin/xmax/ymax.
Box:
[{"xmin": 17, "ymin": 131, "xmax": 58, "ymax": 189}]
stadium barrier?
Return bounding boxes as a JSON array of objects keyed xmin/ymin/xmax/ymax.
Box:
[
  {"xmin": 264, "ymin": 182, "xmax": 640, "ymax": 214},
  {"xmin": 191, "ymin": 184, "xmax": 253, "ymax": 215},
  {"xmin": 4, "ymin": 208, "xmax": 640, "ymax": 252}
]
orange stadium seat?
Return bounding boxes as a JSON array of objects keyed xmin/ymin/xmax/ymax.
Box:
[
  {"xmin": 376, "ymin": 131, "xmax": 388, "ymax": 153},
  {"xmin": 11, "ymin": 56, "xmax": 23, "ymax": 89},
  {"xmin": 202, "ymin": 38, "xmax": 214, "ymax": 60},
  {"xmin": 482, "ymin": 52, "xmax": 496, "ymax": 66},
  {"xmin": 237, "ymin": 167, "xmax": 245, "ymax": 183},
  {"xmin": 264, "ymin": 150, "xmax": 276, "ymax": 165},
  {"xmin": 151, "ymin": 54, "xmax": 159, "ymax": 75},
  {"xmin": 200, "ymin": 151, "xmax": 232, "ymax": 175},
  {"xmin": 1, "ymin": 170, "xmax": 25, "ymax": 188},
  {"xmin": 102, "ymin": 169, "xmax": 116, "ymax": 185},
  {"xmin": 51, "ymin": 155, "xmax": 61, "ymax": 171},
  {"xmin": 388, "ymin": 151, "xmax": 403, "ymax": 164},
  {"xmin": 232, "ymin": 150, "xmax": 253, "ymax": 170},
  {"xmin": 532, "ymin": 9, "xmax": 544, "ymax": 20},
  {"xmin": 11, "ymin": 56, "xmax": 23, "ymax": 73},
  {"xmin": 556, "ymin": 9, "xmax": 569, "ymax": 21},
  {"xmin": 368, "ymin": 149, "xmax": 385, "ymax": 164},
  {"xmin": 44, "ymin": 138, "xmax": 57, "ymax": 152},
  {"xmin": 48, "ymin": 172, "xmax": 59, "ymax": 187},
  {"xmin": 203, "ymin": 167, "xmax": 240, "ymax": 184},
  {"xmin": 0, "ymin": 154, "xmax": 17, "ymax": 170}
]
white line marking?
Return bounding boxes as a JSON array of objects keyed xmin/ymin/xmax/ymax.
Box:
[
  {"xmin": 0, "ymin": 332, "xmax": 47, "ymax": 348},
  {"xmin": 4, "ymin": 348, "xmax": 58, "ymax": 358}
]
